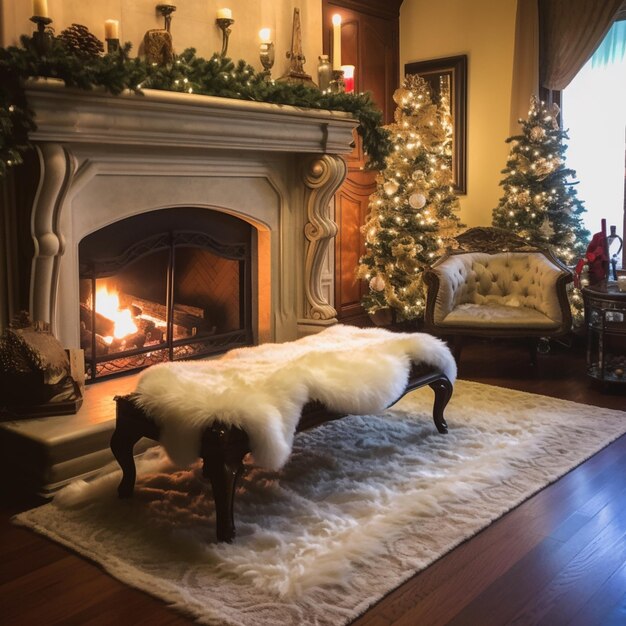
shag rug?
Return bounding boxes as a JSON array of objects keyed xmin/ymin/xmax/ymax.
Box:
[{"xmin": 15, "ymin": 380, "xmax": 626, "ymax": 626}]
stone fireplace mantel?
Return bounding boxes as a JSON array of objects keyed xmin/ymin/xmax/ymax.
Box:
[{"xmin": 25, "ymin": 79, "xmax": 358, "ymax": 348}]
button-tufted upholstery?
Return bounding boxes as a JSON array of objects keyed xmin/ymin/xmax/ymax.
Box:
[
  {"xmin": 423, "ymin": 242, "xmax": 573, "ymax": 363},
  {"xmin": 429, "ymin": 252, "xmax": 566, "ymax": 329}
]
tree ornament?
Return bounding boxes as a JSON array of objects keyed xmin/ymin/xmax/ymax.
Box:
[
  {"xmin": 369, "ymin": 275, "xmax": 385, "ymax": 292},
  {"xmin": 383, "ymin": 179, "xmax": 399, "ymax": 196},
  {"xmin": 412, "ymin": 169, "xmax": 426, "ymax": 181},
  {"xmin": 392, "ymin": 87, "xmax": 411, "ymax": 105},
  {"xmin": 539, "ymin": 217, "xmax": 555, "ymax": 238},
  {"xmin": 534, "ymin": 158, "xmax": 554, "ymax": 179},
  {"xmin": 409, "ymin": 193, "xmax": 427, "ymax": 209},
  {"xmin": 58, "ymin": 24, "xmax": 104, "ymax": 58},
  {"xmin": 529, "ymin": 126, "xmax": 545, "ymax": 142}
]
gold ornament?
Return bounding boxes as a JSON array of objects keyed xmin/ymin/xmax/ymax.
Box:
[{"xmin": 529, "ymin": 126, "xmax": 546, "ymax": 142}]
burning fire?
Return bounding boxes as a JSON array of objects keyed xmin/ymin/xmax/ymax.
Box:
[{"xmin": 95, "ymin": 286, "xmax": 137, "ymax": 343}]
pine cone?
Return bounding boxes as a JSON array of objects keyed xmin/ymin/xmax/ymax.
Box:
[{"xmin": 58, "ymin": 23, "xmax": 104, "ymax": 58}]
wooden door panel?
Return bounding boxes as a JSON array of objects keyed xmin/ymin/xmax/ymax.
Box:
[
  {"xmin": 323, "ymin": 0, "xmax": 402, "ymax": 323},
  {"xmin": 334, "ymin": 172, "xmax": 376, "ymax": 320}
]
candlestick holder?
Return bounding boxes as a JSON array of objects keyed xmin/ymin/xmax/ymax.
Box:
[
  {"xmin": 156, "ymin": 4, "xmax": 176, "ymax": 32},
  {"xmin": 216, "ymin": 18, "xmax": 234, "ymax": 57},
  {"xmin": 30, "ymin": 15, "xmax": 53, "ymax": 56},
  {"xmin": 329, "ymin": 69, "xmax": 345, "ymax": 93},
  {"xmin": 106, "ymin": 38, "xmax": 120, "ymax": 54},
  {"xmin": 277, "ymin": 8, "xmax": 315, "ymax": 86},
  {"xmin": 260, "ymin": 42, "xmax": 275, "ymax": 78}
]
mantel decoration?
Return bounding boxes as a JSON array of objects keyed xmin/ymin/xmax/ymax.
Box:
[{"xmin": 0, "ymin": 32, "xmax": 391, "ymax": 179}]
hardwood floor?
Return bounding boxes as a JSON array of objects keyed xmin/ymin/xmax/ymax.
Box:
[{"xmin": 1, "ymin": 337, "xmax": 625, "ymax": 625}]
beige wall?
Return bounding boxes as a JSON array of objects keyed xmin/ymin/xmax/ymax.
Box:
[
  {"xmin": 0, "ymin": 0, "xmax": 322, "ymax": 79},
  {"xmin": 400, "ymin": 0, "xmax": 518, "ymax": 227}
]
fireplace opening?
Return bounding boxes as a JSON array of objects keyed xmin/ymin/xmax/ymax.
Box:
[{"xmin": 79, "ymin": 208, "xmax": 254, "ymax": 381}]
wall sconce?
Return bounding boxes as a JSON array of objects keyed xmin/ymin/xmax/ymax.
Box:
[{"xmin": 259, "ymin": 28, "xmax": 275, "ymax": 78}]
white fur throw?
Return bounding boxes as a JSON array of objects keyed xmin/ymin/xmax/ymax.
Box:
[{"xmin": 134, "ymin": 325, "xmax": 456, "ymax": 471}]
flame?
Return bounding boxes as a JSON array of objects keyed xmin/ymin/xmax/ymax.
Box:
[{"xmin": 95, "ymin": 286, "xmax": 137, "ymax": 341}]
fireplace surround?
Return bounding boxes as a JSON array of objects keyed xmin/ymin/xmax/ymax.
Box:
[
  {"xmin": 0, "ymin": 79, "xmax": 357, "ymax": 493},
  {"xmin": 23, "ymin": 79, "xmax": 357, "ymax": 351}
]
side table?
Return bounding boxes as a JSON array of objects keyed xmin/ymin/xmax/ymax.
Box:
[{"xmin": 582, "ymin": 281, "xmax": 626, "ymax": 385}]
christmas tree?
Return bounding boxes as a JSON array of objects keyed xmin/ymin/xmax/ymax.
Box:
[
  {"xmin": 492, "ymin": 96, "xmax": 589, "ymax": 266},
  {"xmin": 357, "ymin": 74, "xmax": 463, "ymax": 320}
]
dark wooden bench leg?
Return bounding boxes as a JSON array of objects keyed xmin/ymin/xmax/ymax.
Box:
[
  {"xmin": 428, "ymin": 375, "xmax": 453, "ymax": 434},
  {"xmin": 202, "ymin": 426, "xmax": 250, "ymax": 543},
  {"xmin": 110, "ymin": 419, "xmax": 144, "ymax": 498}
]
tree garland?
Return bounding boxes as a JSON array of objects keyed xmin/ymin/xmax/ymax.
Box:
[{"xmin": 0, "ymin": 35, "xmax": 392, "ymax": 178}]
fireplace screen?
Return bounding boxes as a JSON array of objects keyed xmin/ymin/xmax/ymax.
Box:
[{"xmin": 79, "ymin": 208, "xmax": 253, "ymax": 381}]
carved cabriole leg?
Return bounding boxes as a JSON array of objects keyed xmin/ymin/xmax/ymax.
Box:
[
  {"xmin": 428, "ymin": 375, "xmax": 453, "ymax": 434},
  {"xmin": 300, "ymin": 154, "xmax": 348, "ymax": 328},
  {"xmin": 110, "ymin": 418, "xmax": 145, "ymax": 498},
  {"xmin": 111, "ymin": 395, "xmax": 160, "ymax": 498},
  {"xmin": 201, "ymin": 425, "xmax": 250, "ymax": 543}
]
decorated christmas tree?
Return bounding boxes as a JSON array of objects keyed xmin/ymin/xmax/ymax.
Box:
[
  {"xmin": 357, "ymin": 74, "xmax": 463, "ymax": 320},
  {"xmin": 492, "ymin": 96, "xmax": 589, "ymax": 266}
]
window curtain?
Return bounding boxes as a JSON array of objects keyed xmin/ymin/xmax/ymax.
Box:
[
  {"xmin": 509, "ymin": 0, "xmax": 539, "ymax": 135},
  {"xmin": 539, "ymin": 0, "xmax": 625, "ymax": 92}
]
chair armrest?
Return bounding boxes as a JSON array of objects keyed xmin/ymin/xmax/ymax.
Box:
[{"xmin": 424, "ymin": 261, "xmax": 462, "ymax": 327}]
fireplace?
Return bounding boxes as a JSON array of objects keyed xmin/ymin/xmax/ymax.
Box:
[
  {"xmin": 79, "ymin": 208, "xmax": 253, "ymax": 380},
  {"xmin": 0, "ymin": 81, "xmax": 357, "ymax": 494},
  {"xmin": 12, "ymin": 80, "xmax": 356, "ymax": 359}
]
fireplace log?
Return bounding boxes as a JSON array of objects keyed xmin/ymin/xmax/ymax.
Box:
[
  {"xmin": 81, "ymin": 326, "xmax": 110, "ymax": 357},
  {"xmin": 126, "ymin": 294, "xmax": 211, "ymax": 334},
  {"xmin": 80, "ymin": 303, "xmax": 115, "ymax": 337}
]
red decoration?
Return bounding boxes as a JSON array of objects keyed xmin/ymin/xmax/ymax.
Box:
[{"xmin": 574, "ymin": 220, "xmax": 609, "ymax": 287}]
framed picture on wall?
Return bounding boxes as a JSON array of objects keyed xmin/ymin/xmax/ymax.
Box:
[{"xmin": 404, "ymin": 55, "xmax": 467, "ymax": 194}]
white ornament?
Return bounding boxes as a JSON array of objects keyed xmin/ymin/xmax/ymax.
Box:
[
  {"xmin": 409, "ymin": 193, "xmax": 427, "ymax": 209},
  {"xmin": 369, "ymin": 275, "xmax": 386, "ymax": 292},
  {"xmin": 412, "ymin": 170, "xmax": 425, "ymax": 181},
  {"xmin": 539, "ymin": 217, "xmax": 555, "ymax": 238},
  {"xmin": 383, "ymin": 179, "xmax": 400, "ymax": 196}
]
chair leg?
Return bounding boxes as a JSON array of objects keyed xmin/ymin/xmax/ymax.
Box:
[
  {"xmin": 528, "ymin": 338, "xmax": 538, "ymax": 366},
  {"xmin": 452, "ymin": 335, "xmax": 465, "ymax": 364}
]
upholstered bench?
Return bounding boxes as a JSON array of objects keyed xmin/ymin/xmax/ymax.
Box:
[{"xmin": 110, "ymin": 325, "xmax": 455, "ymax": 542}]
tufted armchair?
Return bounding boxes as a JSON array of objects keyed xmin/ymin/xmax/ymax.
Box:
[{"xmin": 423, "ymin": 228, "xmax": 573, "ymax": 363}]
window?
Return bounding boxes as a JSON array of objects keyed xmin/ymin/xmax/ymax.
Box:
[{"xmin": 562, "ymin": 20, "xmax": 625, "ymax": 255}]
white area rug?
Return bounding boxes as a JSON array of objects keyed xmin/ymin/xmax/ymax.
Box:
[{"xmin": 15, "ymin": 381, "xmax": 626, "ymax": 626}]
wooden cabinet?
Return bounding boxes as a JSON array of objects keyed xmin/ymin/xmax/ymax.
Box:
[{"xmin": 322, "ymin": 0, "xmax": 403, "ymax": 323}]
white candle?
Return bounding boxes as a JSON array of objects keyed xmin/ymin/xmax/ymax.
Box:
[
  {"xmin": 32, "ymin": 0, "xmax": 48, "ymax": 18},
  {"xmin": 259, "ymin": 28, "xmax": 271, "ymax": 44},
  {"xmin": 217, "ymin": 8, "xmax": 232, "ymax": 20},
  {"xmin": 332, "ymin": 14, "xmax": 342, "ymax": 70},
  {"xmin": 104, "ymin": 19, "xmax": 119, "ymax": 40}
]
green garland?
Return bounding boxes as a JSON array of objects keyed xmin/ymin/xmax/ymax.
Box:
[{"xmin": 0, "ymin": 36, "xmax": 391, "ymax": 178}]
